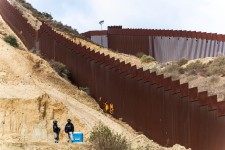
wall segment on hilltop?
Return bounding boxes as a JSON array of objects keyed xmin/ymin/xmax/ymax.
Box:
[{"xmin": 84, "ymin": 27, "xmax": 225, "ymax": 62}]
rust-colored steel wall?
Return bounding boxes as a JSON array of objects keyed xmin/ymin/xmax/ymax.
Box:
[
  {"xmin": 84, "ymin": 28, "xmax": 225, "ymax": 62},
  {"xmin": 38, "ymin": 23, "xmax": 225, "ymax": 149},
  {"xmin": 0, "ymin": 0, "xmax": 36, "ymax": 49},
  {"xmin": 2, "ymin": 0, "xmax": 225, "ymax": 149},
  {"xmin": 108, "ymin": 34, "xmax": 149, "ymax": 55}
]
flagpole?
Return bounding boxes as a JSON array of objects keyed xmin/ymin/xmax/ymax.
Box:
[{"xmin": 99, "ymin": 20, "xmax": 104, "ymax": 46}]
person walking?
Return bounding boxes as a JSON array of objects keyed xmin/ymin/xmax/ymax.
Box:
[
  {"xmin": 53, "ymin": 120, "xmax": 60, "ymax": 143},
  {"xmin": 65, "ymin": 119, "xmax": 74, "ymax": 143}
]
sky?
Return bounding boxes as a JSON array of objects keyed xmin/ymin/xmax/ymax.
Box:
[{"xmin": 26, "ymin": 0, "xmax": 225, "ymax": 34}]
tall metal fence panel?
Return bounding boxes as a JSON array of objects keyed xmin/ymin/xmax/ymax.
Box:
[
  {"xmin": 0, "ymin": 0, "xmax": 36, "ymax": 49},
  {"xmin": 2, "ymin": 0, "xmax": 225, "ymax": 149},
  {"xmin": 91, "ymin": 35, "xmax": 108, "ymax": 48},
  {"xmin": 84, "ymin": 27, "xmax": 225, "ymax": 62}
]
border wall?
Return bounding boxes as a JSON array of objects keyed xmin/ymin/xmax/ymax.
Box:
[
  {"xmin": 0, "ymin": 0, "xmax": 36, "ymax": 49},
  {"xmin": 1, "ymin": 0, "xmax": 225, "ymax": 149},
  {"xmin": 84, "ymin": 26, "xmax": 225, "ymax": 62}
]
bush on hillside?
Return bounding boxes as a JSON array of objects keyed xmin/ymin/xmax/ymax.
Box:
[
  {"xmin": 140, "ymin": 55, "xmax": 155, "ymax": 63},
  {"xmin": 79, "ymin": 87, "xmax": 90, "ymax": 95},
  {"xmin": 36, "ymin": 12, "xmax": 53, "ymax": 20},
  {"xmin": 185, "ymin": 60, "xmax": 205, "ymax": 72},
  {"xmin": 163, "ymin": 63, "xmax": 180, "ymax": 74},
  {"xmin": 4, "ymin": 35, "xmax": 19, "ymax": 47},
  {"xmin": 49, "ymin": 60, "xmax": 71, "ymax": 79},
  {"xmin": 89, "ymin": 123, "xmax": 130, "ymax": 150},
  {"xmin": 207, "ymin": 56, "xmax": 225, "ymax": 75},
  {"xmin": 136, "ymin": 52, "xmax": 145, "ymax": 58},
  {"xmin": 41, "ymin": 12, "xmax": 53, "ymax": 19},
  {"xmin": 177, "ymin": 58, "xmax": 188, "ymax": 66}
]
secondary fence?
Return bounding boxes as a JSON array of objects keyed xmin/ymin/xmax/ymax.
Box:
[
  {"xmin": 0, "ymin": 0, "xmax": 36, "ymax": 49},
  {"xmin": 1, "ymin": 0, "xmax": 225, "ymax": 149},
  {"xmin": 84, "ymin": 26, "xmax": 225, "ymax": 62}
]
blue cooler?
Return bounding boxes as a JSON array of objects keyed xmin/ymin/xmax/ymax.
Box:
[{"xmin": 72, "ymin": 132, "xmax": 83, "ymax": 143}]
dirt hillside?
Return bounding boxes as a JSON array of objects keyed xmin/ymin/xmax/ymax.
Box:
[{"xmin": 0, "ymin": 9, "xmax": 190, "ymax": 150}]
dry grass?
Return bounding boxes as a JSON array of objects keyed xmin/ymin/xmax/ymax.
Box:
[
  {"xmin": 207, "ymin": 56, "xmax": 225, "ymax": 76},
  {"xmin": 177, "ymin": 58, "xmax": 188, "ymax": 66},
  {"xmin": 163, "ymin": 63, "xmax": 180, "ymax": 74},
  {"xmin": 209, "ymin": 76, "xmax": 220, "ymax": 83},
  {"xmin": 185, "ymin": 60, "xmax": 205, "ymax": 73}
]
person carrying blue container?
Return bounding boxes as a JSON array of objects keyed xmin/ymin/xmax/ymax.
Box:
[
  {"xmin": 53, "ymin": 120, "xmax": 60, "ymax": 143},
  {"xmin": 65, "ymin": 119, "xmax": 74, "ymax": 143}
]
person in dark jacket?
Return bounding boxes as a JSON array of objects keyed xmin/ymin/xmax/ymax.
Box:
[
  {"xmin": 53, "ymin": 120, "xmax": 60, "ymax": 143},
  {"xmin": 65, "ymin": 119, "xmax": 74, "ymax": 142}
]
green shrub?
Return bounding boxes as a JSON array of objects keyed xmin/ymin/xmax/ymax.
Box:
[
  {"xmin": 4, "ymin": 35, "xmax": 18, "ymax": 47},
  {"xmin": 49, "ymin": 60, "xmax": 71, "ymax": 79},
  {"xmin": 178, "ymin": 67, "xmax": 185, "ymax": 74},
  {"xmin": 140, "ymin": 55, "xmax": 155, "ymax": 63},
  {"xmin": 41, "ymin": 12, "xmax": 53, "ymax": 19},
  {"xmin": 36, "ymin": 12, "xmax": 53, "ymax": 19},
  {"xmin": 163, "ymin": 63, "xmax": 180, "ymax": 74},
  {"xmin": 89, "ymin": 123, "xmax": 130, "ymax": 150},
  {"xmin": 207, "ymin": 56, "xmax": 225, "ymax": 75},
  {"xmin": 136, "ymin": 52, "xmax": 145, "ymax": 58},
  {"xmin": 79, "ymin": 87, "xmax": 90, "ymax": 95},
  {"xmin": 185, "ymin": 60, "xmax": 205, "ymax": 72},
  {"xmin": 177, "ymin": 58, "xmax": 188, "ymax": 66}
]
